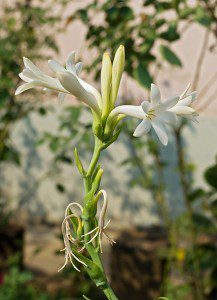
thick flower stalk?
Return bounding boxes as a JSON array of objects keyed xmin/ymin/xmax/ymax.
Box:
[{"xmin": 15, "ymin": 45, "xmax": 198, "ymax": 300}]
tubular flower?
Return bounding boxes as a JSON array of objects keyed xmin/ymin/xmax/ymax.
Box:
[
  {"xmin": 109, "ymin": 83, "xmax": 198, "ymax": 145},
  {"xmin": 58, "ymin": 202, "xmax": 86, "ymax": 272},
  {"xmin": 15, "ymin": 52, "xmax": 101, "ymax": 115},
  {"xmin": 169, "ymin": 83, "xmax": 198, "ymax": 123},
  {"xmin": 82, "ymin": 190, "xmax": 116, "ymax": 253}
]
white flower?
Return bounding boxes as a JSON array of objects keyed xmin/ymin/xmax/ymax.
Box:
[
  {"xmin": 109, "ymin": 83, "xmax": 198, "ymax": 145},
  {"xmin": 169, "ymin": 83, "xmax": 198, "ymax": 123},
  {"xmin": 15, "ymin": 52, "xmax": 101, "ymax": 115},
  {"xmin": 15, "ymin": 57, "xmax": 67, "ymax": 96},
  {"xmin": 110, "ymin": 84, "xmax": 179, "ymax": 145}
]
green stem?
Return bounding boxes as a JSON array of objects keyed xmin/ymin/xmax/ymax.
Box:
[
  {"xmin": 86, "ymin": 136, "xmax": 103, "ymax": 178},
  {"xmin": 103, "ymin": 284, "xmax": 118, "ymax": 300},
  {"xmin": 82, "ymin": 135, "xmax": 118, "ymax": 300}
]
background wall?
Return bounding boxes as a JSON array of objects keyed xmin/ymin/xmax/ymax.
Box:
[{"xmin": 4, "ymin": 0, "xmax": 217, "ymax": 225}]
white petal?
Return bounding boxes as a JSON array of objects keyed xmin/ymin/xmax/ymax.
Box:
[
  {"xmin": 66, "ymin": 51, "xmax": 76, "ymax": 74},
  {"xmin": 15, "ymin": 81, "xmax": 42, "ymax": 95},
  {"xmin": 169, "ymin": 106, "xmax": 195, "ymax": 115},
  {"xmin": 157, "ymin": 111, "xmax": 177, "ymax": 126},
  {"xmin": 48, "ymin": 59, "xmax": 66, "ymax": 73},
  {"xmin": 23, "ymin": 57, "xmax": 43, "ymax": 75},
  {"xmin": 133, "ymin": 118, "xmax": 151, "ymax": 137},
  {"xmin": 57, "ymin": 71, "xmax": 100, "ymax": 114},
  {"xmin": 78, "ymin": 77, "xmax": 102, "ymax": 108},
  {"xmin": 177, "ymin": 95, "xmax": 192, "ymax": 106},
  {"xmin": 19, "ymin": 72, "xmax": 32, "ymax": 83},
  {"xmin": 111, "ymin": 105, "xmax": 145, "ymax": 119},
  {"xmin": 151, "ymin": 83, "xmax": 161, "ymax": 107},
  {"xmin": 152, "ymin": 120, "xmax": 168, "ymax": 146},
  {"xmin": 179, "ymin": 83, "xmax": 191, "ymax": 99},
  {"xmin": 22, "ymin": 68, "xmax": 42, "ymax": 81},
  {"xmin": 157, "ymin": 96, "xmax": 179, "ymax": 112},
  {"xmin": 177, "ymin": 92, "xmax": 197, "ymax": 106},
  {"xmin": 141, "ymin": 101, "xmax": 151, "ymax": 113},
  {"xmin": 75, "ymin": 62, "xmax": 82, "ymax": 75}
]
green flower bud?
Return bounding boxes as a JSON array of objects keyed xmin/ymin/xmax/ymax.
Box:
[
  {"xmin": 101, "ymin": 52, "xmax": 112, "ymax": 119},
  {"xmin": 111, "ymin": 45, "xmax": 125, "ymax": 107}
]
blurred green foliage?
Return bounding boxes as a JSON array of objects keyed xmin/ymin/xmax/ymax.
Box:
[
  {"xmin": 71, "ymin": 0, "xmax": 216, "ymax": 85},
  {"xmin": 0, "ymin": 0, "xmax": 67, "ymax": 228},
  {"xmin": 0, "ymin": 0, "xmax": 64, "ymax": 166},
  {"xmin": 0, "ymin": 267, "xmax": 50, "ymax": 300}
]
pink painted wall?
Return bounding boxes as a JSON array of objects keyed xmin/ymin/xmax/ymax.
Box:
[{"xmin": 55, "ymin": 1, "xmax": 217, "ymax": 117}]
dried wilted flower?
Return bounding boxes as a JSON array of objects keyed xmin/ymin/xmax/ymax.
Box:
[
  {"xmin": 82, "ymin": 190, "xmax": 116, "ymax": 253},
  {"xmin": 58, "ymin": 202, "xmax": 86, "ymax": 272}
]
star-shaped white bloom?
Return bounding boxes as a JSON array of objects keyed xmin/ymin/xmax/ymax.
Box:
[
  {"xmin": 109, "ymin": 83, "xmax": 197, "ymax": 145},
  {"xmin": 15, "ymin": 52, "xmax": 101, "ymax": 115},
  {"xmin": 15, "ymin": 57, "xmax": 67, "ymax": 96},
  {"xmin": 169, "ymin": 83, "xmax": 198, "ymax": 123}
]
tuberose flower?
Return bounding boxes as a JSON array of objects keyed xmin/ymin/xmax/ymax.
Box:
[
  {"xmin": 15, "ymin": 53, "xmax": 101, "ymax": 115},
  {"xmin": 108, "ymin": 83, "xmax": 197, "ymax": 145},
  {"xmin": 169, "ymin": 83, "xmax": 198, "ymax": 123}
]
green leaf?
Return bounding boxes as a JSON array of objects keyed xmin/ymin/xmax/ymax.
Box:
[
  {"xmin": 143, "ymin": 0, "xmax": 155, "ymax": 5},
  {"xmin": 1, "ymin": 145, "xmax": 20, "ymax": 165},
  {"xmin": 133, "ymin": 63, "xmax": 152, "ymax": 90},
  {"xmin": 192, "ymin": 213, "xmax": 214, "ymax": 232},
  {"xmin": 74, "ymin": 148, "xmax": 86, "ymax": 176},
  {"xmin": 77, "ymin": 9, "xmax": 88, "ymax": 22},
  {"xmin": 188, "ymin": 188, "xmax": 205, "ymax": 203},
  {"xmin": 204, "ymin": 164, "xmax": 217, "ymax": 190},
  {"xmin": 195, "ymin": 6, "xmax": 212, "ymax": 28},
  {"xmin": 160, "ymin": 24, "xmax": 180, "ymax": 42},
  {"xmin": 159, "ymin": 45, "xmax": 182, "ymax": 67},
  {"xmin": 180, "ymin": 7, "xmax": 195, "ymax": 19}
]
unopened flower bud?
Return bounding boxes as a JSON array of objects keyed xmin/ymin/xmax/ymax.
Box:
[{"xmin": 111, "ymin": 45, "xmax": 125, "ymax": 107}]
